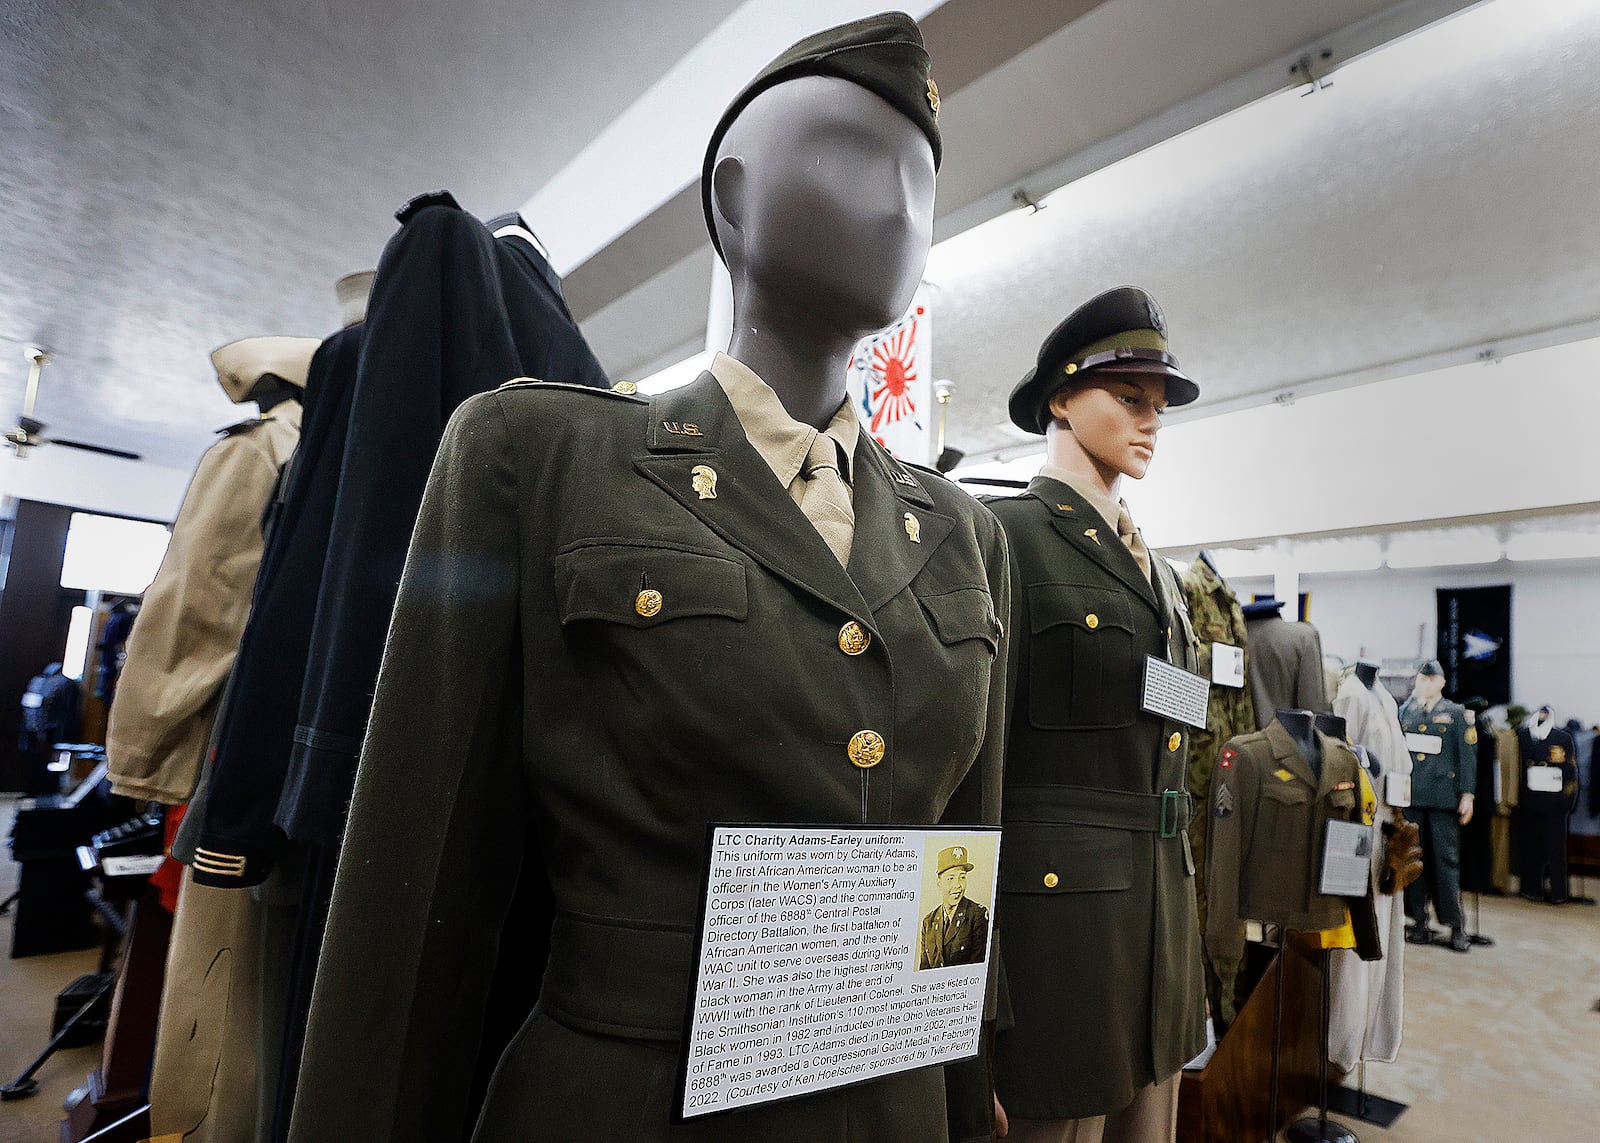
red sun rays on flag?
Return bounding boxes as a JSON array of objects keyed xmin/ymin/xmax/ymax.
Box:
[{"xmin": 868, "ymin": 318, "xmax": 919, "ymax": 434}]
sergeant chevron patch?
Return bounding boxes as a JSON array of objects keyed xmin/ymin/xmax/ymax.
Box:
[{"xmin": 1215, "ymin": 784, "xmax": 1235, "ymax": 819}]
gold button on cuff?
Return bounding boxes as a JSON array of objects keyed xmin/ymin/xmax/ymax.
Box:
[
  {"xmin": 1043, "ymin": 872, "xmax": 1059, "ymax": 888},
  {"xmin": 847, "ymin": 730, "xmax": 886, "ymax": 769},
  {"xmin": 635, "ymin": 589, "xmax": 663, "ymax": 618},
  {"xmin": 1168, "ymin": 732, "xmax": 1182, "ymax": 752},
  {"xmin": 838, "ymin": 621, "xmax": 871, "ymax": 656},
  {"xmin": 1086, "ymin": 613, "xmax": 1100, "ymax": 629}
]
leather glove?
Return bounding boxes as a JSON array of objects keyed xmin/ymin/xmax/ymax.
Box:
[{"xmin": 1379, "ymin": 819, "xmax": 1424, "ymax": 894}]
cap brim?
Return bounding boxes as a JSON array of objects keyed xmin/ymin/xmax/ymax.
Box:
[{"xmin": 1089, "ymin": 360, "xmax": 1200, "ymax": 407}]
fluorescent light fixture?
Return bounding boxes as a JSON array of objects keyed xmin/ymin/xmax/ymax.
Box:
[
  {"xmin": 1295, "ymin": 537, "xmax": 1383, "ymax": 575},
  {"xmin": 635, "ymin": 350, "xmax": 713, "ymax": 395},
  {"xmin": 1505, "ymin": 530, "xmax": 1600, "ymax": 562},
  {"xmin": 60, "ymin": 512, "xmax": 171, "ymax": 595},
  {"xmin": 1207, "ymin": 546, "xmax": 1282, "ymax": 579},
  {"xmin": 1384, "ymin": 530, "xmax": 1501, "ymax": 569},
  {"xmin": 63, "ymin": 606, "xmax": 92, "ymax": 681}
]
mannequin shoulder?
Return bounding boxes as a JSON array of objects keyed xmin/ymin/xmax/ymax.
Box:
[
  {"xmin": 215, "ymin": 417, "xmax": 266, "ymax": 438},
  {"xmin": 452, "ymin": 378, "xmax": 647, "ymax": 437}
]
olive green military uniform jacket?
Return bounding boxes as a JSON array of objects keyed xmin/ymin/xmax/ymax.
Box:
[
  {"xmin": 1205, "ymin": 723, "xmax": 1381, "ymax": 982},
  {"xmin": 918, "ymin": 895, "xmax": 990, "ymax": 970},
  {"xmin": 986, "ymin": 476, "xmax": 1205, "ymax": 1120},
  {"xmin": 107, "ymin": 406, "xmax": 301, "ymax": 803},
  {"xmin": 286, "ymin": 373, "xmax": 1009, "ymax": 1143},
  {"xmin": 1397, "ymin": 697, "xmax": 1475, "ymax": 809}
]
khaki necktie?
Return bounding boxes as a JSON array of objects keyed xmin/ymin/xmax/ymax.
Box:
[
  {"xmin": 800, "ymin": 433, "xmax": 854, "ymax": 567},
  {"xmin": 1116, "ymin": 503, "xmax": 1153, "ymax": 583}
]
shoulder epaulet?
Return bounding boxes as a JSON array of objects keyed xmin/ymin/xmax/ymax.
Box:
[
  {"xmin": 395, "ymin": 189, "xmax": 462, "ymax": 224},
  {"xmin": 494, "ymin": 377, "xmax": 646, "ymax": 404},
  {"xmin": 217, "ymin": 417, "xmax": 265, "ymax": 437}
]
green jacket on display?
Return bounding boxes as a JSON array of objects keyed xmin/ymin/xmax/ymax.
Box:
[
  {"xmin": 286, "ymin": 372, "xmax": 1010, "ymax": 1143},
  {"xmin": 986, "ymin": 475, "xmax": 1206, "ymax": 1121}
]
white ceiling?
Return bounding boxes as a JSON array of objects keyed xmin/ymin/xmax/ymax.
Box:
[
  {"xmin": 0, "ymin": 0, "xmax": 742, "ymax": 467},
  {"xmin": 3, "ymin": 0, "xmax": 1584, "ymax": 499}
]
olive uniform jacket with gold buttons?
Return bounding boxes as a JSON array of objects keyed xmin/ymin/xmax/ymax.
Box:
[
  {"xmin": 286, "ymin": 372, "xmax": 1010, "ymax": 1143},
  {"xmin": 1204, "ymin": 723, "xmax": 1381, "ymax": 975},
  {"xmin": 984, "ymin": 477, "xmax": 1205, "ymax": 1120}
]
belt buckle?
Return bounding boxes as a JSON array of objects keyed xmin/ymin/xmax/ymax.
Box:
[{"xmin": 1160, "ymin": 789, "xmax": 1180, "ymax": 839}]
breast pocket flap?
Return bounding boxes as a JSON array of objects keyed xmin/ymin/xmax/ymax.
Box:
[
  {"xmin": 554, "ymin": 542, "xmax": 748, "ymax": 627},
  {"xmin": 921, "ymin": 587, "xmax": 1000, "ymax": 652},
  {"xmin": 1028, "ymin": 583, "xmax": 1135, "ymax": 636},
  {"xmin": 999, "ymin": 823, "xmax": 1133, "ymax": 895}
]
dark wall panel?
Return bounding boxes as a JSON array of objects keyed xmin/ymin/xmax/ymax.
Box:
[{"xmin": 0, "ymin": 501, "xmax": 79, "ymax": 791}]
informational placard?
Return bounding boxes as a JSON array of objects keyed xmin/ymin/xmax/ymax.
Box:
[
  {"xmin": 1140, "ymin": 655, "xmax": 1210, "ymax": 729},
  {"xmin": 1404, "ymin": 732, "xmax": 1442, "ymax": 755},
  {"xmin": 1210, "ymin": 642, "xmax": 1245, "ymax": 688},
  {"xmin": 1526, "ymin": 765, "xmax": 1563, "ymax": 793},
  {"xmin": 678, "ymin": 825, "xmax": 1000, "ymax": 1121},
  {"xmin": 1319, "ymin": 819, "xmax": 1375, "ymax": 896}
]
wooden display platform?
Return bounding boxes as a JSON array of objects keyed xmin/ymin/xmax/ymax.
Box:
[{"xmin": 1179, "ymin": 934, "xmax": 1322, "ymax": 1143}]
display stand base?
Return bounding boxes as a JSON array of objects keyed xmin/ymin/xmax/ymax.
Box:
[
  {"xmin": 1327, "ymin": 1084, "xmax": 1408, "ymax": 1127},
  {"xmin": 1285, "ymin": 1115, "xmax": 1359, "ymax": 1143}
]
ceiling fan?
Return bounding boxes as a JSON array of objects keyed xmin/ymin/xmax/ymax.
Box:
[{"xmin": 4, "ymin": 345, "xmax": 143, "ymax": 461}]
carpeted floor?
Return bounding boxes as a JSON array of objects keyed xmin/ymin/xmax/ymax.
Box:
[
  {"xmin": 2, "ymin": 793, "xmax": 1596, "ymax": 1141},
  {"xmin": 0, "ymin": 797, "xmax": 106, "ymax": 1143}
]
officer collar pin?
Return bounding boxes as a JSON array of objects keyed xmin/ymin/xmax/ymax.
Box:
[
  {"xmin": 691, "ymin": 464, "xmax": 718, "ymax": 500},
  {"xmin": 904, "ymin": 512, "xmax": 921, "ymax": 543},
  {"xmin": 1084, "ymin": 527, "xmax": 1100, "ymax": 545}
]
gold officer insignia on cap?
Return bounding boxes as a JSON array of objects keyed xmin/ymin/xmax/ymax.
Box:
[
  {"xmin": 691, "ymin": 464, "xmax": 718, "ymax": 500},
  {"xmin": 904, "ymin": 512, "xmax": 921, "ymax": 543},
  {"xmin": 952, "ymin": 847, "xmax": 963, "ymax": 859},
  {"xmin": 1064, "ymin": 362, "xmax": 1078, "ymax": 375},
  {"xmin": 1084, "ymin": 527, "xmax": 1100, "ymax": 545},
  {"xmin": 926, "ymin": 77, "xmax": 940, "ymax": 117},
  {"xmin": 612, "ymin": 380, "xmax": 638, "ymax": 395}
]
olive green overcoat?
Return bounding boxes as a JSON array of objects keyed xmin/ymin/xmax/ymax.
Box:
[{"xmin": 985, "ymin": 476, "xmax": 1205, "ymax": 1120}]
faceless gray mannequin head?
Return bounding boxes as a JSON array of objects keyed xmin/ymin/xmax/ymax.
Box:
[
  {"xmin": 1412, "ymin": 671, "xmax": 1446, "ymax": 702},
  {"xmin": 710, "ymin": 75, "xmax": 935, "ymax": 426}
]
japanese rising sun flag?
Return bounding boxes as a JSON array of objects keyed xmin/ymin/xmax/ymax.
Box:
[{"xmin": 846, "ymin": 293, "xmax": 932, "ymax": 466}]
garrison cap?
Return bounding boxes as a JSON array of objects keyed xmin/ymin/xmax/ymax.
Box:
[
  {"xmin": 1417, "ymin": 659, "xmax": 1445, "ymax": 677},
  {"xmin": 211, "ymin": 336, "xmax": 320, "ymax": 404},
  {"xmin": 1007, "ymin": 285, "xmax": 1199, "ymax": 435},
  {"xmin": 936, "ymin": 845, "xmax": 974, "ymax": 876},
  {"xmin": 702, "ymin": 11, "xmax": 942, "ymax": 260}
]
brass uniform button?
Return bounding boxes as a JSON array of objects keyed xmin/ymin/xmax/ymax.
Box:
[
  {"xmin": 1086, "ymin": 613, "xmax": 1100, "ymax": 629},
  {"xmin": 1043, "ymin": 872, "xmax": 1059, "ymax": 888},
  {"xmin": 847, "ymin": 730, "xmax": 885, "ymax": 769},
  {"xmin": 1168, "ymin": 732, "xmax": 1182, "ymax": 752},
  {"xmin": 838, "ymin": 622, "xmax": 871, "ymax": 656},
  {"xmin": 635, "ymin": 589, "xmax": 663, "ymax": 618},
  {"xmin": 1415, "ymin": 753, "xmax": 1426, "ymax": 762}
]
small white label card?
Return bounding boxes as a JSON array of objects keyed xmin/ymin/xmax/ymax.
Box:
[
  {"xmin": 1404, "ymin": 732, "xmax": 1442, "ymax": 755},
  {"xmin": 1385, "ymin": 772, "xmax": 1413, "ymax": 809},
  {"xmin": 1210, "ymin": 643, "xmax": 1245, "ymax": 689},
  {"xmin": 20, "ymin": 692, "xmax": 42, "ymax": 709},
  {"xmin": 1319, "ymin": 819, "xmax": 1375, "ymax": 897},
  {"xmin": 679, "ymin": 825, "xmax": 1001, "ymax": 1121},
  {"xmin": 1527, "ymin": 765, "xmax": 1564, "ymax": 793},
  {"xmin": 1141, "ymin": 656, "xmax": 1210, "ymax": 729}
]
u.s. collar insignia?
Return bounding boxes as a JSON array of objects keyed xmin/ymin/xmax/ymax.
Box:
[
  {"xmin": 1084, "ymin": 527, "xmax": 1100, "ymax": 545},
  {"xmin": 690, "ymin": 464, "xmax": 718, "ymax": 500},
  {"xmin": 1273, "ymin": 768, "xmax": 1294, "ymax": 783},
  {"xmin": 661, "ymin": 420, "xmax": 703, "ymax": 436},
  {"xmin": 1215, "ymin": 784, "xmax": 1235, "ymax": 819},
  {"xmin": 904, "ymin": 512, "xmax": 921, "ymax": 543},
  {"xmin": 926, "ymin": 78, "xmax": 940, "ymax": 117},
  {"xmin": 892, "ymin": 469, "xmax": 920, "ymax": 488},
  {"xmin": 1551, "ymin": 745, "xmax": 1567, "ymax": 763}
]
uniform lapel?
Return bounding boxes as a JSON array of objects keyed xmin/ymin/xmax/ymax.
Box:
[
  {"xmin": 632, "ymin": 373, "xmax": 872, "ymax": 623},
  {"xmin": 847, "ymin": 438, "xmax": 951, "ymax": 614},
  {"xmin": 1027, "ymin": 476, "xmax": 1159, "ymax": 611}
]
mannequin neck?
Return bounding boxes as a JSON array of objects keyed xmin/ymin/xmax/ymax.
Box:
[
  {"xmin": 250, "ymin": 376, "xmax": 300, "ymax": 413},
  {"xmin": 1043, "ymin": 422, "xmax": 1124, "ymax": 500},
  {"xmin": 1355, "ymin": 660, "xmax": 1380, "ymax": 690},
  {"xmin": 1276, "ymin": 708, "xmax": 1322, "ymax": 774},
  {"xmin": 726, "ymin": 296, "xmax": 857, "ymax": 429},
  {"xmin": 1314, "ymin": 712, "xmax": 1347, "ymax": 742}
]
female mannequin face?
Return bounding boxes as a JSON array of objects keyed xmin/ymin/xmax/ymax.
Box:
[{"xmin": 1046, "ymin": 374, "xmax": 1168, "ymax": 485}]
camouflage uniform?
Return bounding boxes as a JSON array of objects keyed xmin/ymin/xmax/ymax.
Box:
[{"xmin": 1179, "ymin": 556, "xmax": 1258, "ymax": 1021}]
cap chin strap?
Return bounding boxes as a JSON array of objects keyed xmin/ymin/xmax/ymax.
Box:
[{"xmin": 1063, "ymin": 345, "xmax": 1181, "ymax": 377}]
